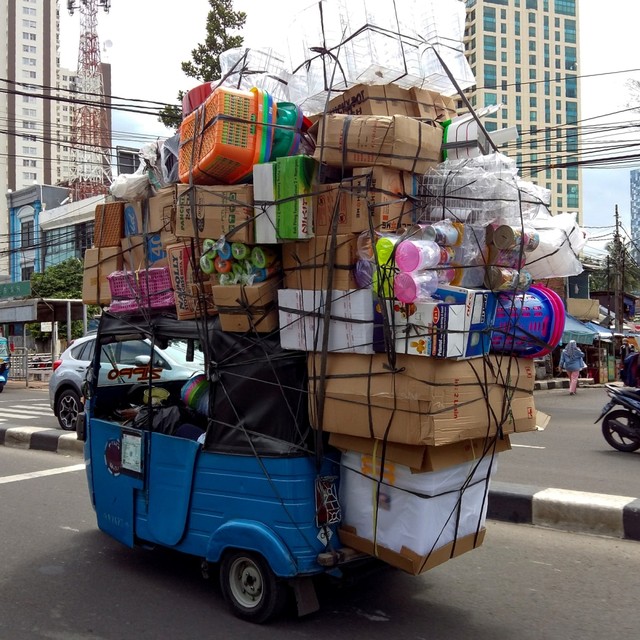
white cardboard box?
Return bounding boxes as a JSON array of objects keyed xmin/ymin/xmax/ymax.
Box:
[
  {"xmin": 394, "ymin": 301, "xmax": 466, "ymax": 358},
  {"xmin": 278, "ymin": 289, "xmax": 374, "ymax": 354},
  {"xmin": 253, "ymin": 162, "xmax": 278, "ymax": 244},
  {"xmin": 339, "ymin": 450, "xmax": 496, "ymax": 556}
]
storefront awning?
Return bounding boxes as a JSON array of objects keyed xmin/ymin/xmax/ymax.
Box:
[
  {"xmin": 584, "ymin": 321, "xmax": 613, "ymax": 340},
  {"xmin": 561, "ymin": 314, "xmax": 598, "ymax": 345}
]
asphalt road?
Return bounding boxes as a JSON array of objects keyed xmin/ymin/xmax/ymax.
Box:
[
  {"xmin": 495, "ymin": 387, "xmax": 639, "ymax": 496},
  {"xmin": 1, "ymin": 446, "xmax": 639, "ymax": 640},
  {"xmin": 1, "ymin": 382, "xmax": 638, "ymax": 498}
]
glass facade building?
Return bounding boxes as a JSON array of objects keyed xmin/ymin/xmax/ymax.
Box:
[{"xmin": 463, "ymin": 0, "xmax": 582, "ymax": 221}]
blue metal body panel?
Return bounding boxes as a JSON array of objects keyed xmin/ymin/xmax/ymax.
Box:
[{"xmin": 87, "ymin": 416, "xmax": 339, "ymax": 578}]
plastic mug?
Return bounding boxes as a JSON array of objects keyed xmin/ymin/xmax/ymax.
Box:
[
  {"xmin": 395, "ymin": 240, "xmax": 441, "ymax": 273},
  {"xmin": 394, "ymin": 271, "xmax": 438, "ymax": 303}
]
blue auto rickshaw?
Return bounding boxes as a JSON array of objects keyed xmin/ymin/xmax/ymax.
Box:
[
  {"xmin": 0, "ymin": 336, "xmax": 10, "ymax": 392},
  {"xmin": 79, "ymin": 311, "xmax": 359, "ymax": 623}
]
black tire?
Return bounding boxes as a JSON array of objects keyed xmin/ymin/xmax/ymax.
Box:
[
  {"xmin": 0, "ymin": 384, "xmax": 4, "ymax": 393},
  {"xmin": 220, "ymin": 550, "xmax": 288, "ymax": 624},
  {"xmin": 56, "ymin": 388, "xmax": 83, "ymax": 431},
  {"xmin": 602, "ymin": 410, "xmax": 640, "ymax": 452}
]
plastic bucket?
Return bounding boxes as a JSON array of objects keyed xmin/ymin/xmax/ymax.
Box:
[{"xmin": 490, "ymin": 285, "xmax": 557, "ymax": 357}]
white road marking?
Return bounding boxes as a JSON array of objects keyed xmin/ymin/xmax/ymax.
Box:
[
  {"xmin": 0, "ymin": 464, "xmax": 85, "ymax": 485},
  {"xmin": 10, "ymin": 404, "xmax": 53, "ymax": 411},
  {"xmin": 511, "ymin": 444, "xmax": 546, "ymax": 449}
]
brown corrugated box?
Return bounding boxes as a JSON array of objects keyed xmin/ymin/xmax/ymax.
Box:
[
  {"xmin": 308, "ymin": 353, "xmax": 537, "ymax": 446},
  {"xmin": 282, "ymin": 234, "xmax": 358, "ymax": 290},
  {"xmin": 212, "ymin": 281, "xmax": 280, "ymax": 333},
  {"xmin": 94, "ymin": 202, "xmax": 124, "ymax": 247},
  {"xmin": 329, "ymin": 432, "xmax": 511, "ymax": 473},
  {"xmin": 349, "ymin": 167, "xmax": 415, "ymax": 231},
  {"xmin": 166, "ymin": 241, "xmax": 204, "ymax": 320},
  {"xmin": 313, "ymin": 114, "xmax": 442, "ymax": 174},
  {"xmin": 173, "ymin": 184, "xmax": 254, "ymax": 242},
  {"xmin": 409, "ymin": 88, "xmax": 458, "ymax": 122},
  {"xmin": 82, "ymin": 247, "xmax": 122, "ymax": 305},
  {"xmin": 338, "ymin": 526, "xmax": 486, "ymax": 576}
]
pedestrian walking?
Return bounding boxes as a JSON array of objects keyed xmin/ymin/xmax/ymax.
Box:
[{"xmin": 559, "ymin": 340, "xmax": 586, "ymax": 395}]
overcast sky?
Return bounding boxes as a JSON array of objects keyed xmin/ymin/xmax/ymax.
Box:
[{"xmin": 58, "ymin": 0, "xmax": 640, "ymax": 249}]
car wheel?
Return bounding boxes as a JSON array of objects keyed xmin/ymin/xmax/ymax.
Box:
[
  {"xmin": 220, "ymin": 550, "xmax": 288, "ymax": 623},
  {"xmin": 56, "ymin": 388, "xmax": 82, "ymax": 431}
]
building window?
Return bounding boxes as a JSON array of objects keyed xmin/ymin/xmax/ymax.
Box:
[
  {"xmin": 21, "ymin": 266, "xmax": 34, "ymax": 282},
  {"xmin": 22, "ymin": 171, "xmax": 37, "ymax": 181},
  {"xmin": 529, "ymin": 26, "xmax": 536, "ymax": 37},
  {"xmin": 565, "ymin": 76, "xmax": 577, "ymax": 98},
  {"xmin": 21, "ymin": 220, "xmax": 35, "ymax": 248},
  {"xmin": 23, "ymin": 6, "xmax": 36, "ymax": 15},
  {"xmin": 529, "ymin": 55, "xmax": 536, "ymax": 65},
  {"xmin": 22, "ymin": 159, "xmax": 37, "ymax": 167},
  {"xmin": 529, "ymin": 40, "xmax": 537, "ymax": 52},
  {"xmin": 555, "ymin": 0, "xmax": 576, "ymax": 16},
  {"xmin": 529, "ymin": 68, "xmax": 537, "ymax": 79},
  {"xmin": 564, "ymin": 19, "xmax": 577, "ymax": 43},
  {"xmin": 528, "ymin": 12, "xmax": 536, "ymax": 23},
  {"xmin": 22, "ymin": 19, "xmax": 36, "ymax": 28},
  {"xmin": 22, "ymin": 146, "xmax": 37, "ymax": 155},
  {"xmin": 565, "ymin": 46, "xmax": 577, "ymax": 71},
  {"xmin": 566, "ymin": 101, "xmax": 578, "ymax": 123},
  {"xmin": 530, "ymin": 97, "xmax": 538, "ymax": 107},
  {"xmin": 526, "ymin": 0, "xmax": 538, "ymax": 7},
  {"xmin": 484, "ymin": 35, "xmax": 497, "ymax": 60},
  {"xmin": 22, "ymin": 32, "xmax": 36, "ymax": 40},
  {"xmin": 484, "ymin": 64, "xmax": 497, "ymax": 88},
  {"xmin": 484, "ymin": 7, "xmax": 496, "ymax": 32},
  {"xmin": 567, "ymin": 184, "xmax": 579, "ymax": 208},
  {"xmin": 484, "ymin": 92, "xmax": 498, "ymax": 107},
  {"xmin": 22, "ymin": 121, "xmax": 36, "ymax": 129},
  {"xmin": 22, "ymin": 108, "xmax": 37, "ymax": 117}
]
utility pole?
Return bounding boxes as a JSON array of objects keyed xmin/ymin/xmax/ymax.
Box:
[{"xmin": 614, "ymin": 204, "xmax": 623, "ymax": 334}]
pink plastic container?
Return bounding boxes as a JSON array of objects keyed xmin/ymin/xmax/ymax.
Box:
[
  {"xmin": 395, "ymin": 240, "xmax": 441, "ymax": 273},
  {"xmin": 394, "ymin": 271, "xmax": 438, "ymax": 303}
]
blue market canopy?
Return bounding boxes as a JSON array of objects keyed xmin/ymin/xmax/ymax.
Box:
[
  {"xmin": 584, "ymin": 321, "xmax": 613, "ymax": 340},
  {"xmin": 561, "ymin": 314, "xmax": 597, "ymax": 345}
]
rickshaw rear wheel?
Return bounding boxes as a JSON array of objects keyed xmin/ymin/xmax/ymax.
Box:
[{"xmin": 220, "ymin": 550, "xmax": 288, "ymax": 623}]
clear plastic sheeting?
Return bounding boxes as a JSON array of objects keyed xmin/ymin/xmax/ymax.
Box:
[
  {"xmin": 524, "ymin": 212, "xmax": 587, "ymax": 279},
  {"xmin": 286, "ymin": 0, "xmax": 474, "ymax": 112},
  {"xmin": 218, "ymin": 47, "xmax": 292, "ymax": 103}
]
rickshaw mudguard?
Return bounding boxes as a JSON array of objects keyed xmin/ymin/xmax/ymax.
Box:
[
  {"xmin": 206, "ymin": 520, "xmax": 298, "ymax": 577},
  {"xmin": 146, "ymin": 433, "xmax": 199, "ymax": 546}
]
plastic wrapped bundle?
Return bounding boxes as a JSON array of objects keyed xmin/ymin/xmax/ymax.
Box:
[{"xmin": 219, "ymin": 47, "xmax": 292, "ymax": 103}]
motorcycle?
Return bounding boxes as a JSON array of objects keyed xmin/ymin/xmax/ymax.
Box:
[{"xmin": 595, "ymin": 384, "xmax": 640, "ymax": 452}]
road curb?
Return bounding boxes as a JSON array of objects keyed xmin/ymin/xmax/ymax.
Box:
[
  {"xmin": 2, "ymin": 426, "xmax": 638, "ymax": 542},
  {"xmin": 0, "ymin": 425, "xmax": 83, "ymax": 456},
  {"xmin": 488, "ymin": 481, "xmax": 640, "ymax": 542}
]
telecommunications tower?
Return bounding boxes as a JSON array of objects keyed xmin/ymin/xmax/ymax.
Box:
[{"xmin": 68, "ymin": 0, "xmax": 112, "ymax": 200}]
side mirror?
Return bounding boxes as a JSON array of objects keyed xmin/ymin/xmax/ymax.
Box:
[
  {"xmin": 135, "ymin": 355, "xmax": 151, "ymax": 366},
  {"xmin": 76, "ymin": 411, "xmax": 86, "ymax": 442}
]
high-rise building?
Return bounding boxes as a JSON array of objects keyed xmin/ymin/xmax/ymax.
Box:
[
  {"xmin": 0, "ymin": 1, "xmax": 113, "ymax": 282},
  {"xmin": 631, "ymin": 169, "xmax": 640, "ymax": 264},
  {"xmin": 463, "ymin": 0, "xmax": 581, "ymax": 222}
]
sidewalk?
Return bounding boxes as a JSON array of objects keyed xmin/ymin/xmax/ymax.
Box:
[{"xmin": 1, "ymin": 417, "xmax": 638, "ymax": 544}]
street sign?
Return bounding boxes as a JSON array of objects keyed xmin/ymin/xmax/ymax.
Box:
[
  {"xmin": 40, "ymin": 322, "xmax": 53, "ymax": 332},
  {"xmin": 0, "ymin": 281, "xmax": 31, "ymax": 299}
]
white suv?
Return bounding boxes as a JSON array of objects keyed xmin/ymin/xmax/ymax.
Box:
[{"xmin": 49, "ymin": 334, "xmax": 204, "ymax": 430}]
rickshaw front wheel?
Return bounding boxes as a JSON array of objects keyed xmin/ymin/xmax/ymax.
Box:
[{"xmin": 220, "ymin": 550, "xmax": 288, "ymax": 623}]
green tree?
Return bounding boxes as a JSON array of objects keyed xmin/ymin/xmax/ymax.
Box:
[
  {"xmin": 589, "ymin": 241, "xmax": 640, "ymax": 294},
  {"xmin": 28, "ymin": 258, "xmax": 97, "ymax": 341},
  {"xmin": 158, "ymin": 0, "xmax": 246, "ymax": 129}
]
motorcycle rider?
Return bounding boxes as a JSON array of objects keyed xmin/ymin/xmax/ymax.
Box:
[{"xmin": 559, "ymin": 340, "xmax": 586, "ymax": 396}]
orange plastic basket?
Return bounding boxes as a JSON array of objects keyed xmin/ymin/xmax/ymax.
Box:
[{"xmin": 179, "ymin": 86, "xmax": 258, "ymax": 185}]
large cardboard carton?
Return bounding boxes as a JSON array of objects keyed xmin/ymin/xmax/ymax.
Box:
[
  {"xmin": 314, "ymin": 183, "xmax": 351, "ymax": 236},
  {"xmin": 148, "ymin": 187, "xmax": 176, "ymax": 236},
  {"xmin": 282, "ymin": 234, "xmax": 358, "ymax": 290},
  {"xmin": 314, "ymin": 114, "xmax": 442, "ymax": 174},
  {"xmin": 166, "ymin": 242, "xmax": 204, "ymax": 320},
  {"xmin": 275, "ymin": 155, "xmax": 316, "ymax": 240},
  {"xmin": 94, "ymin": 202, "xmax": 124, "ymax": 247},
  {"xmin": 338, "ymin": 451, "xmax": 494, "ymax": 574},
  {"xmin": 324, "ymin": 84, "xmax": 421, "ymax": 118},
  {"xmin": 278, "ymin": 289, "xmax": 374, "ymax": 354},
  {"xmin": 329, "ymin": 432, "xmax": 511, "ymax": 473},
  {"xmin": 409, "ymin": 88, "xmax": 458, "ymax": 122},
  {"xmin": 339, "ymin": 526, "xmax": 485, "ymax": 576},
  {"xmin": 308, "ymin": 353, "xmax": 536, "ymax": 446},
  {"xmin": 121, "ymin": 234, "xmax": 168, "ymax": 270},
  {"xmin": 394, "ymin": 302, "xmax": 466, "ymax": 359},
  {"xmin": 82, "ymin": 247, "xmax": 122, "ymax": 305},
  {"xmin": 173, "ymin": 185, "xmax": 254, "ymax": 242},
  {"xmin": 212, "ymin": 281, "xmax": 279, "ymax": 333},
  {"xmin": 349, "ymin": 167, "xmax": 415, "ymax": 232}
]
